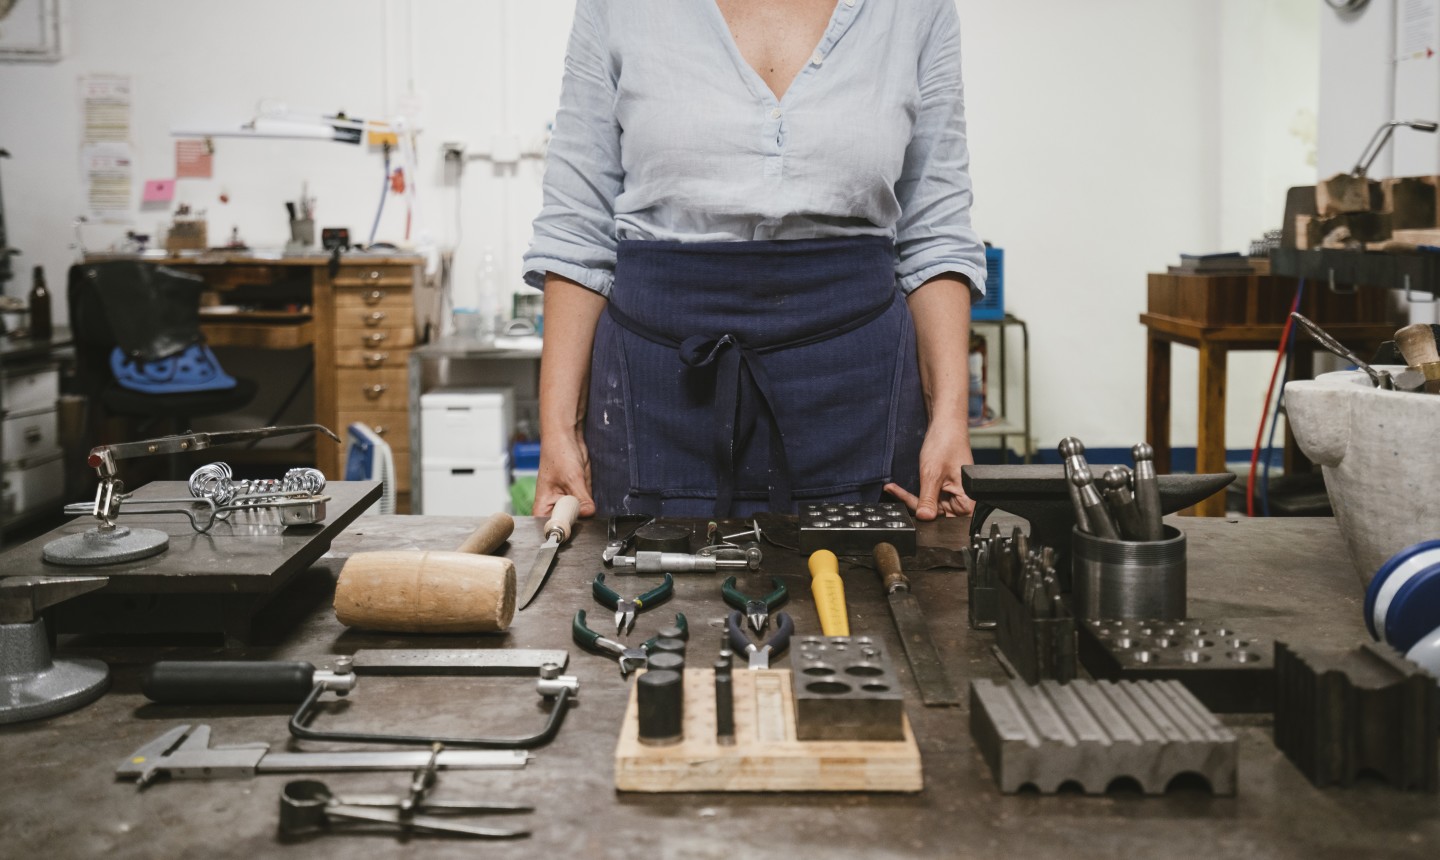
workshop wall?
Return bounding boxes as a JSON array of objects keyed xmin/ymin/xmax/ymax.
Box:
[{"xmin": 0, "ymin": 0, "xmax": 1320, "ymax": 455}]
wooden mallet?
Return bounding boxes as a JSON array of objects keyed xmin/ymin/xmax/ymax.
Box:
[{"xmin": 333, "ymin": 511, "xmax": 517, "ymax": 633}]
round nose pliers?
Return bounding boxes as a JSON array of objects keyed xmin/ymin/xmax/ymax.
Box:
[
  {"xmin": 721, "ymin": 576, "xmax": 788, "ymax": 633},
  {"xmin": 593, "ymin": 572, "xmax": 674, "ymax": 636}
]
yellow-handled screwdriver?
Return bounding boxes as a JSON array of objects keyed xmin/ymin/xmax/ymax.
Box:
[{"xmin": 806, "ymin": 549, "xmax": 850, "ymax": 636}]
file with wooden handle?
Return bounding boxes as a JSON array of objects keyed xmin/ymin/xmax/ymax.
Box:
[{"xmin": 872, "ymin": 542, "xmax": 960, "ymax": 707}]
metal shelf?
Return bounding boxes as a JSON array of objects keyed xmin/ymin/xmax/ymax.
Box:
[{"xmin": 970, "ymin": 314, "xmax": 1032, "ymax": 463}]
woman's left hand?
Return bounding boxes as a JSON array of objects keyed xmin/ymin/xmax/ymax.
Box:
[{"xmin": 884, "ymin": 418, "xmax": 975, "ymax": 519}]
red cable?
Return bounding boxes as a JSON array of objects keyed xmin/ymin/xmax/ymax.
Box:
[{"xmin": 1246, "ymin": 288, "xmax": 1303, "ymax": 516}]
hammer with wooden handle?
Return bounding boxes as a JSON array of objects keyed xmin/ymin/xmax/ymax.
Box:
[{"xmin": 334, "ymin": 512, "xmax": 517, "ymax": 633}]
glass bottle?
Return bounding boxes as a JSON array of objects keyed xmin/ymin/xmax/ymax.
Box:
[{"xmin": 28, "ymin": 265, "xmax": 52, "ymax": 339}]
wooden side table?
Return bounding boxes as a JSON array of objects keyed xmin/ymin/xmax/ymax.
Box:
[{"xmin": 1143, "ymin": 272, "xmax": 1396, "ymax": 517}]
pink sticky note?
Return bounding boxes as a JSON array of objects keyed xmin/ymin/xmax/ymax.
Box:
[{"xmin": 143, "ymin": 179, "xmax": 175, "ymax": 203}]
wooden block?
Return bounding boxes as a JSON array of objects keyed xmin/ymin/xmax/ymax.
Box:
[
  {"xmin": 1317, "ymin": 173, "xmax": 1377, "ymax": 216},
  {"xmin": 614, "ymin": 669, "xmax": 923, "ymax": 793},
  {"xmin": 1393, "ymin": 228, "xmax": 1440, "ymax": 246},
  {"xmin": 1382, "ymin": 177, "xmax": 1440, "ymax": 229},
  {"xmin": 1295, "ymin": 214, "xmax": 1321, "ymax": 250}
]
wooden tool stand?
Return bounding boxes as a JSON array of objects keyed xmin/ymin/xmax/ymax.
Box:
[{"xmin": 614, "ymin": 668, "xmax": 922, "ymax": 793}]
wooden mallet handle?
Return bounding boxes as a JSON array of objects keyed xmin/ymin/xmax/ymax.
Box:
[
  {"xmin": 454, "ymin": 512, "xmax": 515, "ymax": 555},
  {"xmin": 1396, "ymin": 323, "xmax": 1440, "ymax": 367}
]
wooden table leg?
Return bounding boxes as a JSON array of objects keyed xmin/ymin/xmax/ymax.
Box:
[
  {"xmin": 1146, "ymin": 332, "xmax": 1173, "ymax": 474},
  {"xmin": 1196, "ymin": 340, "xmax": 1228, "ymax": 517}
]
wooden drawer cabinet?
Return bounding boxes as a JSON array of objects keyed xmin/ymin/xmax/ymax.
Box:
[
  {"xmin": 332, "ymin": 265, "xmax": 415, "ymax": 288},
  {"xmin": 336, "ymin": 368, "xmax": 408, "ymax": 411},
  {"xmin": 338, "ymin": 327, "xmax": 416, "ymax": 349}
]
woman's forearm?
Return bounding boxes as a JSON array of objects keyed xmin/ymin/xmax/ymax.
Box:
[
  {"xmin": 907, "ymin": 275, "xmax": 973, "ymax": 425},
  {"xmin": 539, "ymin": 274, "xmax": 609, "ymax": 440}
]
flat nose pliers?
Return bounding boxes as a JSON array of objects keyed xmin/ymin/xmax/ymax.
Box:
[
  {"xmin": 726, "ymin": 610, "xmax": 795, "ymax": 670},
  {"xmin": 572, "ymin": 610, "xmax": 649, "ymax": 677},
  {"xmin": 593, "ymin": 572, "xmax": 673, "ymax": 636},
  {"xmin": 721, "ymin": 576, "xmax": 788, "ymax": 633}
]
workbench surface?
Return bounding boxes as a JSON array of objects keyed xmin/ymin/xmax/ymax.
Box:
[{"xmin": 3, "ymin": 514, "xmax": 1436, "ymax": 859}]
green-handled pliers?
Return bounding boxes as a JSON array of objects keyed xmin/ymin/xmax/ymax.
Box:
[
  {"xmin": 721, "ymin": 575, "xmax": 788, "ymax": 633},
  {"xmin": 572, "ymin": 610, "xmax": 648, "ymax": 677},
  {"xmin": 593, "ymin": 572, "xmax": 674, "ymax": 636}
]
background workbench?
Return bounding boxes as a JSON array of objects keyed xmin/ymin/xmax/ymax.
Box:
[{"xmin": 1, "ymin": 514, "xmax": 1436, "ymax": 859}]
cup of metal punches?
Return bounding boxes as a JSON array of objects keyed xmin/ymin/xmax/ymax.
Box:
[{"xmin": 1061, "ymin": 438, "xmax": 1186, "ymax": 622}]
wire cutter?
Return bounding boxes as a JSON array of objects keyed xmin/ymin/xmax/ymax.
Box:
[
  {"xmin": 721, "ymin": 576, "xmax": 788, "ymax": 633},
  {"xmin": 726, "ymin": 610, "xmax": 795, "ymax": 670},
  {"xmin": 593, "ymin": 572, "xmax": 673, "ymax": 636},
  {"xmin": 572, "ymin": 610, "xmax": 649, "ymax": 677}
]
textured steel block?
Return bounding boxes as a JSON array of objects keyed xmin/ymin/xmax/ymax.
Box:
[
  {"xmin": 969, "ymin": 678, "xmax": 1237, "ymax": 795},
  {"xmin": 792, "ymin": 636, "xmax": 905, "ymax": 741},
  {"xmin": 1078, "ymin": 619, "xmax": 1273, "ymax": 713},
  {"xmin": 797, "ymin": 502, "xmax": 916, "ymax": 557},
  {"xmin": 1274, "ymin": 641, "xmax": 1438, "ymax": 791}
]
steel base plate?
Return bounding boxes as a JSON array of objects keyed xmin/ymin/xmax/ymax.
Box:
[
  {"xmin": 42, "ymin": 526, "xmax": 170, "ymax": 567},
  {"xmin": 0, "ymin": 620, "xmax": 110, "ymax": 724}
]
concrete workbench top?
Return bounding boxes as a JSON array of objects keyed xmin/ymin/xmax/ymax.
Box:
[{"xmin": 2, "ymin": 513, "xmax": 1436, "ymax": 859}]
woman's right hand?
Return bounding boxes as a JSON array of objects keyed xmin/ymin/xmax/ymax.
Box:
[{"xmin": 534, "ymin": 430, "xmax": 596, "ymax": 518}]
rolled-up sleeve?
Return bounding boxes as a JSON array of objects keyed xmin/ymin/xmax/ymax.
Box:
[
  {"xmin": 522, "ymin": 1, "xmax": 623, "ymax": 296},
  {"xmin": 893, "ymin": 3, "xmax": 986, "ymax": 299}
]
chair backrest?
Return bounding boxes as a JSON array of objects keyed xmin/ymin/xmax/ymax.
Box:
[{"xmin": 67, "ymin": 261, "xmax": 206, "ymax": 395}]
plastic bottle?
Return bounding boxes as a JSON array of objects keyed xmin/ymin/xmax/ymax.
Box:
[
  {"xmin": 28, "ymin": 265, "xmax": 52, "ymax": 340},
  {"xmin": 475, "ymin": 249, "xmax": 502, "ymax": 346}
]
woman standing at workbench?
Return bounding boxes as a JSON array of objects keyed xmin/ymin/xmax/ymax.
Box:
[{"xmin": 524, "ymin": 0, "xmax": 986, "ymax": 521}]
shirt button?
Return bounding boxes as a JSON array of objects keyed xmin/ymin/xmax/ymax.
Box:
[
  {"xmin": 811, "ymin": 52, "xmax": 824, "ymax": 65},
  {"xmin": 844, "ymin": 0, "xmax": 855, "ymax": 6},
  {"xmin": 770, "ymin": 108, "xmax": 782, "ymax": 119}
]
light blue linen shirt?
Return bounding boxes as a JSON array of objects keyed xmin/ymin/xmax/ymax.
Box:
[{"xmin": 523, "ymin": 0, "xmax": 986, "ymax": 299}]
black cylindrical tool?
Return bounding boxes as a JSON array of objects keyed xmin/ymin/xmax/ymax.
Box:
[
  {"xmin": 633, "ymin": 522, "xmax": 692, "ymax": 554},
  {"xmin": 647, "ymin": 652, "xmax": 685, "ymax": 674},
  {"xmin": 651, "ymin": 638, "xmax": 687, "ymax": 659},
  {"xmin": 637, "ymin": 669, "xmax": 684, "ymax": 747},
  {"xmin": 714, "ymin": 659, "xmax": 735, "ymax": 746}
]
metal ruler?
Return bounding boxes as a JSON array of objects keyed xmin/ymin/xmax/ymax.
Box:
[{"xmin": 350, "ymin": 649, "xmax": 568, "ymax": 676}]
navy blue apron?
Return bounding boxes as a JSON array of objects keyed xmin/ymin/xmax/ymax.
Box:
[{"xmin": 586, "ymin": 236, "xmax": 926, "ymax": 518}]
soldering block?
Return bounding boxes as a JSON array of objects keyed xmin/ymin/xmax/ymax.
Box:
[
  {"xmin": 969, "ymin": 678, "xmax": 1237, "ymax": 795},
  {"xmin": 792, "ymin": 636, "xmax": 906, "ymax": 741},
  {"xmin": 797, "ymin": 502, "xmax": 916, "ymax": 557},
  {"xmin": 1078, "ymin": 619, "xmax": 1274, "ymax": 713}
]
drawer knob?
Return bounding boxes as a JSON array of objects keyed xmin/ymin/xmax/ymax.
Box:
[
  {"xmin": 363, "ymin": 332, "xmax": 388, "ymax": 346},
  {"xmin": 364, "ymin": 289, "xmax": 387, "ymax": 305},
  {"xmin": 24, "ymin": 427, "xmax": 42, "ymax": 444},
  {"xmin": 368, "ymin": 270, "xmax": 383, "ymax": 281},
  {"xmin": 363, "ymin": 351, "xmax": 390, "ymax": 368},
  {"xmin": 373, "ymin": 425, "xmax": 388, "ymax": 436},
  {"xmin": 363, "ymin": 384, "xmax": 389, "ymax": 400},
  {"xmin": 363, "ymin": 311, "xmax": 388, "ymax": 327}
]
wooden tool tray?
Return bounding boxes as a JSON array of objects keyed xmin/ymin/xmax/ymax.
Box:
[{"xmin": 614, "ymin": 668, "xmax": 922, "ymax": 793}]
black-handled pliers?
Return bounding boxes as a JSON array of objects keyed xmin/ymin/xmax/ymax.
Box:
[
  {"xmin": 721, "ymin": 576, "xmax": 788, "ymax": 633},
  {"xmin": 593, "ymin": 572, "xmax": 673, "ymax": 636},
  {"xmin": 726, "ymin": 610, "xmax": 795, "ymax": 670}
]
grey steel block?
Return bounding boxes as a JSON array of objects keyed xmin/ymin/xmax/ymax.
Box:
[
  {"xmin": 969, "ymin": 678, "xmax": 1237, "ymax": 795},
  {"xmin": 792, "ymin": 636, "xmax": 905, "ymax": 741},
  {"xmin": 1274, "ymin": 641, "xmax": 1438, "ymax": 791},
  {"xmin": 1078, "ymin": 619, "xmax": 1274, "ymax": 713}
]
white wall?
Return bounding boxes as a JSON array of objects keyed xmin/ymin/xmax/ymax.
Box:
[{"xmin": 0, "ymin": 0, "xmax": 1321, "ymax": 456}]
